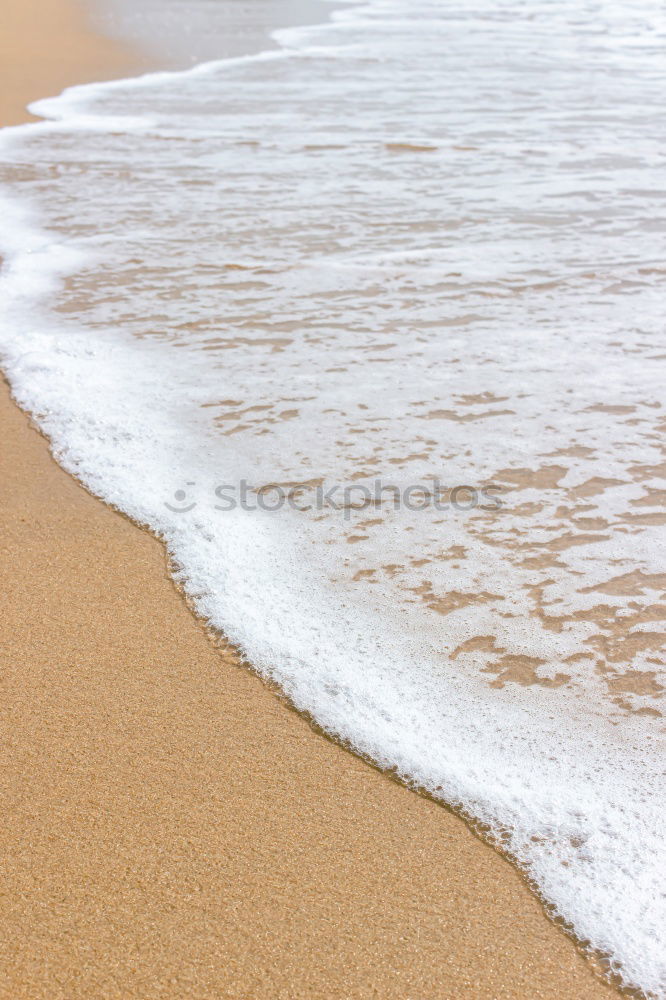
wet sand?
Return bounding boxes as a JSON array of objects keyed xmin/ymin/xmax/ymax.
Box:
[{"xmin": 0, "ymin": 1, "xmax": 624, "ymax": 997}]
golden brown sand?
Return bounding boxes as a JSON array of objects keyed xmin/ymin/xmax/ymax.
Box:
[
  {"xmin": 0, "ymin": 0, "xmax": 143, "ymax": 127},
  {"xmin": 0, "ymin": 2, "xmax": 624, "ymax": 997}
]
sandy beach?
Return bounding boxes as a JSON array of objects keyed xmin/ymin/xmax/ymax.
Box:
[{"xmin": 0, "ymin": 2, "xmax": 628, "ymax": 998}]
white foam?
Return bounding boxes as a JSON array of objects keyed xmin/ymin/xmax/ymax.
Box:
[{"xmin": 1, "ymin": 0, "xmax": 665, "ymax": 994}]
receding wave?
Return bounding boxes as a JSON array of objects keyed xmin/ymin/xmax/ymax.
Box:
[{"xmin": 1, "ymin": 1, "xmax": 664, "ymax": 994}]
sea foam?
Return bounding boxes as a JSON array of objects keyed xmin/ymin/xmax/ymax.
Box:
[{"xmin": 1, "ymin": 0, "xmax": 665, "ymax": 994}]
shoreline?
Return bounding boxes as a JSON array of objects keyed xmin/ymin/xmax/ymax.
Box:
[
  {"xmin": 0, "ymin": 0, "xmax": 146, "ymax": 126},
  {"xmin": 0, "ymin": 2, "xmax": 625, "ymax": 998}
]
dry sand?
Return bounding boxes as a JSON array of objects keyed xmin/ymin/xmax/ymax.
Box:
[{"xmin": 0, "ymin": 1, "xmax": 625, "ymax": 997}]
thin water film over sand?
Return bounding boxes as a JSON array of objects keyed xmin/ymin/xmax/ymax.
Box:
[{"xmin": 0, "ymin": 0, "xmax": 664, "ymax": 994}]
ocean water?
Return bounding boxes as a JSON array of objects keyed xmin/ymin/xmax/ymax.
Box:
[{"xmin": 1, "ymin": 0, "xmax": 665, "ymax": 993}]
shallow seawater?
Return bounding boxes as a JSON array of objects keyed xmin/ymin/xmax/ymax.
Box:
[{"xmin": 0, "ymin": 0, "xmax": 665, "ymax": 994}]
